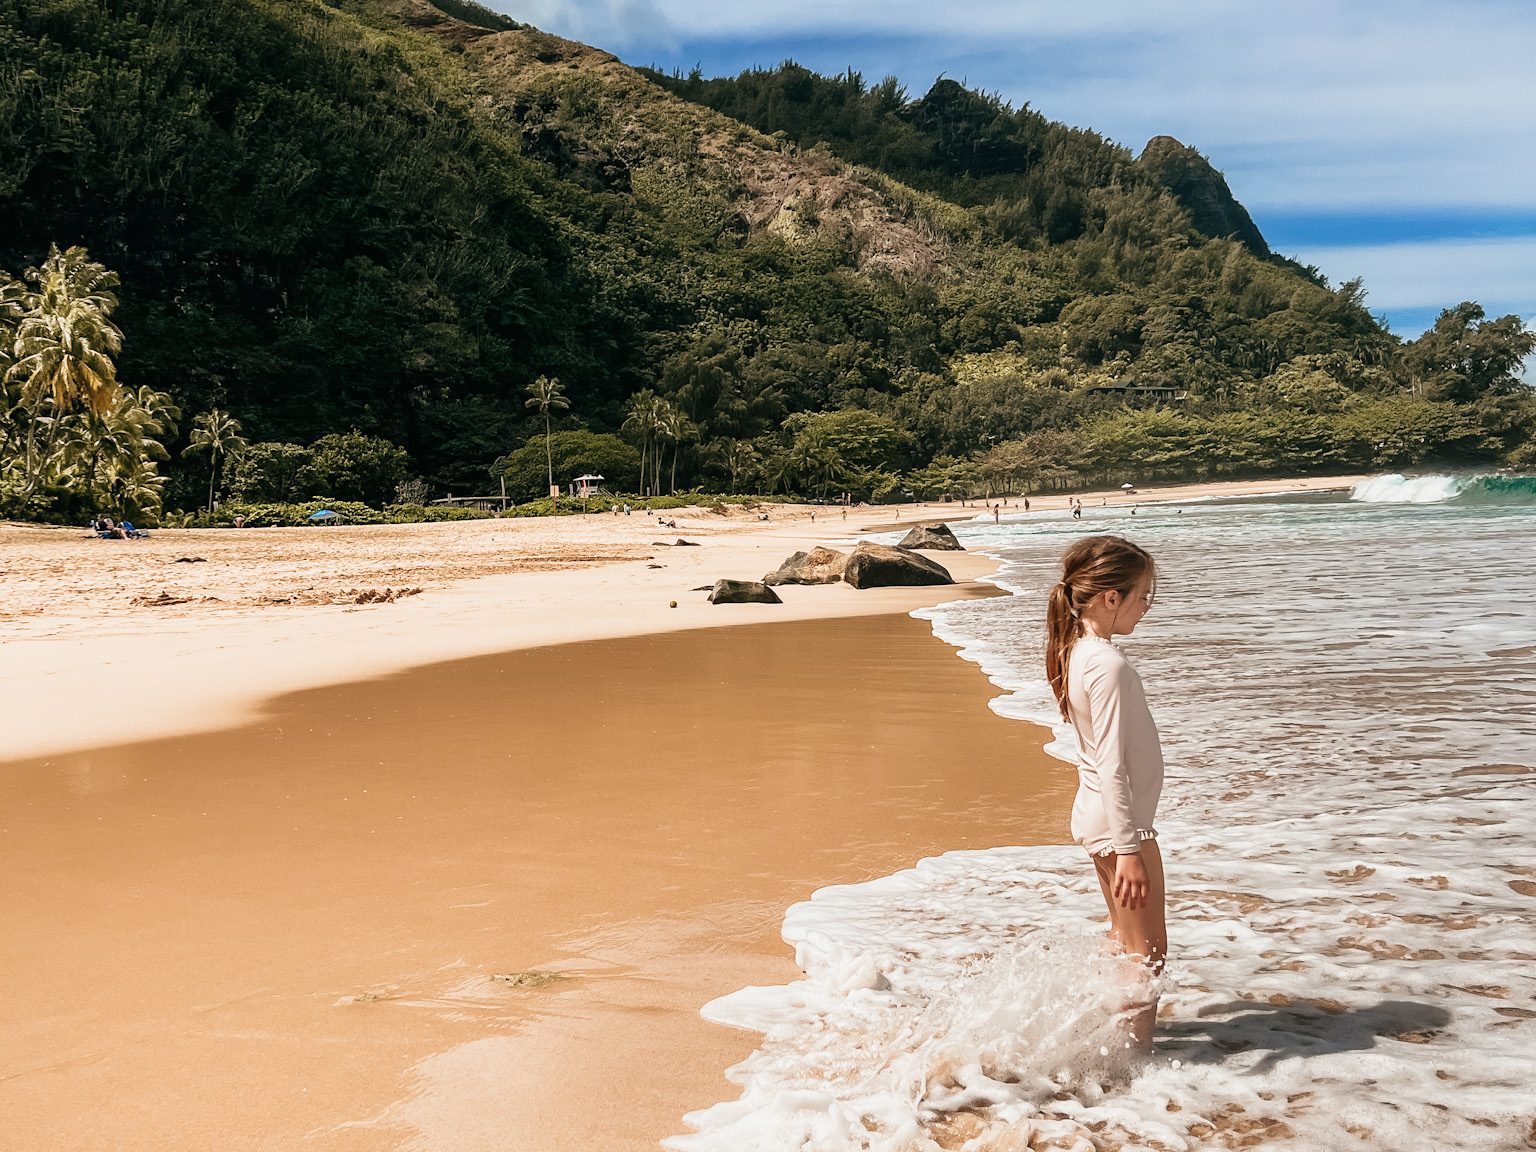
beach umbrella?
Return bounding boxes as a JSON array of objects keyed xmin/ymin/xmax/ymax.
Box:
[
  {"xmin": 1121, "ymin": 483, "xmax": 1136, "ymax": 490},
  {"xmin": 308, "ymin": 509, "xmax": 339, "ymax": 522}
]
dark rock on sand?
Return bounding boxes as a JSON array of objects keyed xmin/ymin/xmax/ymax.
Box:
[
  {"xmin": 707, "ymin": 579, "xmax": 783, "ymax": 605},
  {"xmin": 843, "ymin": 542, "xmax": 953, "ymax": 588},
  {"xmin": 897, "ymin": 524, "xmax": 964, "ymax": 551},
  {"xmin": 763, "ymin": 545, "xmax": 849, "ymax": 586}
]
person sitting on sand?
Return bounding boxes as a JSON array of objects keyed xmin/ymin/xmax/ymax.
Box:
[{"xmin": 1045, "ymin": 535, "xmax": 1166, "ymax": 1052}]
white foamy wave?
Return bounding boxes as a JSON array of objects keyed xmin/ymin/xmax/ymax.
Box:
[
  {"xmin": 1349, "ymin": 472, "xmax": 1462, "ymax": 503},
  {"xmin": 674, "ymin": 493, "xmax": 1536, "ymax": 1151},
  {"xmin": 669, "ymin": 851, "xmax": 1155, "ymax": 1152}
]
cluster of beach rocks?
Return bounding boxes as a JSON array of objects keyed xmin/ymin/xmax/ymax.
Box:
[{"xmin": 707, "ymin": 524, "xmax": 963, "ymax": 604}]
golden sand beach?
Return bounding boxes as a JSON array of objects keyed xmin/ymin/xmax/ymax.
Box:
[{"xmin": 0, "ymin": 477, "xmax": 1365, "ymax": 1150}]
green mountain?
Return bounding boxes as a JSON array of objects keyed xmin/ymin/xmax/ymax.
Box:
[{"xmin": 1, "ymin": 0, "xmax": 1531, "ymax": 512}]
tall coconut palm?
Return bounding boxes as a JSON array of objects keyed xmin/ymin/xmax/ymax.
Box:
[
  {"xmin": 4, "ymin": 246, "xmax": 123, "ymax": 500},
  {"xmin": 656, "ymin": 404, "xmax": 696, "ymax": 494},
  {"xmin": 186, "ymin": 408, "xmax": 247, "ymax": 513},
  {"xmin": 524, "ymin": 375, "xmax": 569, "ymax": 498},
  {"xmin": 622, "ymin": 389, "xmax": 663, "ymax": 496}
]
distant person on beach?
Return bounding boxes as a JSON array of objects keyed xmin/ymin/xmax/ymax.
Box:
[
  {"xmin": 1071, "ymin": 499, "xmax": 1082, "ymax": 521},
  {"xmin": 993, "ymin": 504, "xmax": 1000, "ymax": 524},
  {"xmin": 1046, "ymin": 535, "xmax": 1165, "ymax": 1051},
  {"xmin": 1024, "ymin": 498, "xmax": 1030, "ymax": 512}
]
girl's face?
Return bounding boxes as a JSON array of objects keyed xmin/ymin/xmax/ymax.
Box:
[{"xmin": 1107, "ymin": 573, "xmax": 1155, "ymax": 635}]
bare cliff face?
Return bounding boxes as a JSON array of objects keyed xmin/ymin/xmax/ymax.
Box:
[
  {"xmin": 385, "ymin": 0, "xmax": 957, "ymax": 281},
  {"xmin": 1137, "ymin": 135, "xmax": 1270, "ymax": 257}
]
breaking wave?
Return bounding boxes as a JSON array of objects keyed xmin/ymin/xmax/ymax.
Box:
[{"xmin": 1350, "ymin": 472, "xmax": 1536, "ymax": 504}]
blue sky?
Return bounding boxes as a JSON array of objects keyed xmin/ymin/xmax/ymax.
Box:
[{"xmin": 496, "ymin": 0, "xmax": 1536, "ymax": 346}]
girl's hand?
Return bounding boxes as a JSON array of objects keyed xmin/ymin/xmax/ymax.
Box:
[{"xmin": 1114, "ymin": 852, "xmax": 1150, "ymax": 909}]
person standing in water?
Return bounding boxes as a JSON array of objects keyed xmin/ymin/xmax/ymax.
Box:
[{"xmin": 1045, "ymin": 535, "xmax": 1165, "ymax": 1050}]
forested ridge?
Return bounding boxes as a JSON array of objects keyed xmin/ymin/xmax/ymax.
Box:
[{"xmin": 1, "ymin": 0, "xmax": 1530, "ymax": 523}]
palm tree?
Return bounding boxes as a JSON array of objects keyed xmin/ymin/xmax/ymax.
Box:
[
  {"xmin": 707, "ymin": 437, "xmax": 757, "ymax": 494},
  {"xmin": 655, "ymin": 402, "xmax": 696, "ymax": 494},
  {"xmin": 789, "ymin": 432, "xmax": 847, "ymax": 498},
  {"xmin": 622, "ymin": 389, "xmax": 664, "ymax": 496},
  {"xmin": 524, "ymin": 375, "xmax": 569, "ymax": 498},
  {"xmin": 105, "ymin": 456, "xmax": 168, "ymax": 522},
  {"xmin": 186, "ymin": 408, "xmax": 247, "ymax": 513},
  {"xmin": 4, "ymin": 246, "xmax": 124, "ymax": 500},
  {"xmin": 74, "ymin": 386, "xmax": 179, "ymax": 513}
]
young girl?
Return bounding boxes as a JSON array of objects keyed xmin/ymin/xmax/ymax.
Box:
[{"xmin": 1045, "ymin": 534, "xmax": 1165, "ymax": 1048}]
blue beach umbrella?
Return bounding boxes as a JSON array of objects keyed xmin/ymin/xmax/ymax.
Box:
[{"xmin": 308, "ymin": 509, "xmax": 339, "ymax": 523}]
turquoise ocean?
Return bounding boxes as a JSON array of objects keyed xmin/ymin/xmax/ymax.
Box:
[{"xmin": 670, "ymin": 473, "xmax": 1536, "ymax": 1151}]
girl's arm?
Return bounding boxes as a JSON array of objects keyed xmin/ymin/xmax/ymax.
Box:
[{"xmin": 1084, "ymin": 653, "xmax": 1143, "ymax": 857}]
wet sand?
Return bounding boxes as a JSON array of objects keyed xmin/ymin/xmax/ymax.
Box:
[{"xmin": 0, "ymin": 610, "xmax": 1073, "ymax": 1151}]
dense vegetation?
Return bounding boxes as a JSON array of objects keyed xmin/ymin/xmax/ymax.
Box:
[{"xmin": 1, "ymin": 0, "xmax": 1530, "ymax": 525}]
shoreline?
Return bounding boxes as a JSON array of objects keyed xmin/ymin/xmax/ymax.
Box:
[{"xmin": 1, "ymin": 474, "xmax": 1367, "ymax": 764}]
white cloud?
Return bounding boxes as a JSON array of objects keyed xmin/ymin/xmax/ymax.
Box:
[
  {"xmin": 508, "ymin": 0, "xmax": 678, "ymax": 51},
  {"xmin": 1295, "ymin": 237, "xmax": 1536, "ymax": 313}
]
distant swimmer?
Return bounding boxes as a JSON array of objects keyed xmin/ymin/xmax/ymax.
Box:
[
  {"xmin": 1046, "ymin": 535, "xmax": 1165, "ymax": 1053},
  {"xmin": 1071, "ymin": 498, "xmax": 1082, "ymax": 521},
  {"xmin": 993, "ymin": 504, "xmax": 1001, "ymax": 524}
]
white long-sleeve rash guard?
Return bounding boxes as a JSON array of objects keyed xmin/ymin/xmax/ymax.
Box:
[{"xmin": 1066, "ymin": 634, "xmax": 1164, "ymax": 857}]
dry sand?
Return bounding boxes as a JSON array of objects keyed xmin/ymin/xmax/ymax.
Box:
[{"xmin": 0, "ymin": 475, "xmax": 1366, "ymax": 1150}]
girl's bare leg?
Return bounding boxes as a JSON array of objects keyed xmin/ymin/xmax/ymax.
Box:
[{"xmin": 1091, "ymin": 839, "xmax": 1166, "ymax": 1050}]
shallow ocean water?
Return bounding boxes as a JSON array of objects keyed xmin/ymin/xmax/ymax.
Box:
[{"xmin": 668, "ymin": 474, "xmax": 1536, "ymax": 1151}]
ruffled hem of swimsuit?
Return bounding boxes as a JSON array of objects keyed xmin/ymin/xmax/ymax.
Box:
[{"xmin": 1088, "ymin": 828, "xmax": 1158, "ymax": 857}]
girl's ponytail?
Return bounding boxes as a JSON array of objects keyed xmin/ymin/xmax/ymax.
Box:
[{"xmin": 1045, "ymin": 580, "xmax": 1078, "ymax": 720}]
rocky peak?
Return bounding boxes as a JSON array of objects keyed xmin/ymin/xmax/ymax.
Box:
[{"xmin": 1138, "ymin": 135, "xmax": 1269, "ymax": 257}]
